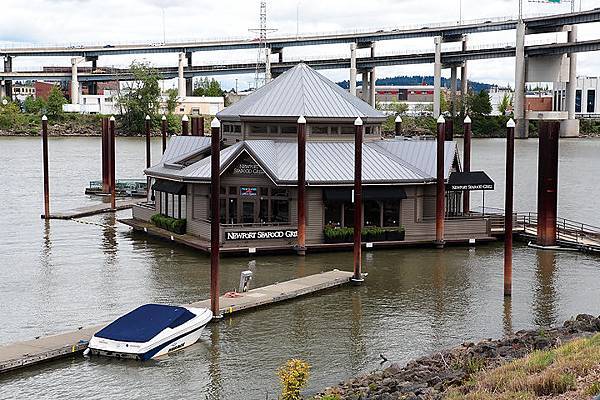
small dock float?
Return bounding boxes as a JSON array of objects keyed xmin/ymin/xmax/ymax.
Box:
[
  {"xmin": 43, "ymin": 198, "xmax": 140, "ymax": 220},
  {"xmin": 0, "ymin": 270, "xmax": 352, "ymax": 374}
]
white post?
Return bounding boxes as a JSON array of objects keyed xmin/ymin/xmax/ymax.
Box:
[
  {"xmin": 562, "ymin": 25, "xmax": 580, "ymax": 137},
  {"xmin": 433, "ymin": 36, "xmax": 442, "ymax": 118},
  {"xmin": 350, "ymin": 43, "xmax": 357, "ymax": 96},
  {"xmin": 71, "ymin": 57, "xmax": 79, "ymax": 105},
  {"xmin": 178, "ymin": 52, "xmax": 186, "ymax": 98}
]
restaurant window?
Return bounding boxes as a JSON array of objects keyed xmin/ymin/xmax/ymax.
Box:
[
  {"xmin": 383, "ymin": 201, "xmax": 400, "ymax": 227},
  {"xmin": 445, "ymin": 192, "xmax": 462, "ymax": 217},
  {"xmin": 341, "ymin": 126, "xmax": 354, "ymax": 134},
  {"xmin": 218, "ymin": 186, "xmax": 290, "ymax": 224},
  {"xmin": 312, "ymin": 125, "xmax": 329, "ymax": 134},
  {"xmin": 344, "ymin": 203, "xmax": 355, "ymax": 228},
  {"xmin": 249, "ymin": 124, "xmax": 268, "ymax": 134},
  {"xmin": 575, "ymin": 90, "xmax": 582, "ymax": 113},
  {"xmin": 324, "ymin": 201, "xmax": 343, "ymax": 227},
  {"xmin": 280, "ymin": 125, "xmax": 296, "ymax": 134},
  {"xmin": 233, "ymin": 124, "xmax": 242, "ymax": 133},
  {"xmin": 228, "ymin": 198, "xmax": 238, "ymax": 224},
  {"xmin": 259, "ymin": 199, "xmax": 269, "ymax": 223},
  {"xmin": 272, "ymin": 200, "xmax": 289, "ymax": 223},
  {"xmin": 363, "ymin": 200, "xmax": 380, "ymax": 227}
]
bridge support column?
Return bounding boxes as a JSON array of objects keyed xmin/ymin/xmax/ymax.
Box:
[
  {"xmin": 461, "ymin": 35, "xmax": 468, "ymax": 114},
  {"xmin": 514, "ymin": 21, "xmax": 528, "ymax": 139},
  {"xmin": 369, "ymin": 43, "xmax": 376, "ymax": 106},
  {"xmin": 71, "ymin": 57, "xmax": 79, "ymax": 105},
  {"xmin": 350, "ymin": 43, "xmax": 357, "ymax": 96},
  {"xmin": 450, "ymin": 66, "xmax": 457, "ymax": 118},
  {"xmin": 0, "ymin": 80, "xmax": 6, "ymax": 99},
  {"xmin": 178, "ymin": 53, "xmax": 186, "ymax": 98},
  {"xmin": 561, "ymin": 25, "xmax": 579, "ymax": 138},
  {"xmin": 433, "ymin": 36, "xmax": 442, "ymax": 119},
  {"xmin": 537, "ymin": 121, "xmax": 560, "ymax": 247},
  {"xmin": 361, "ymin": 71, "xmax": 369, "ymax": 103},
  {"xmin": 186, "ymin": 53, "xmax": 193, "ymax": 96},
  {"xmin": 3, "ymin": 56, "xmax": 12, "ymax": 101}
]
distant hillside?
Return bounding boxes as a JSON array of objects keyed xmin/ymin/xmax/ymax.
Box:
[{"xmin": 337, "ymin": 75, "xmax": 493, "ymax": 93}]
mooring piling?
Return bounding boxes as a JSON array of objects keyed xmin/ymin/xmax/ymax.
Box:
[
  {"xmin": 435, "ymin": 115, "xmax": 446, "ymax": 248},
  {"xmin": 41, "ymin": 115, "xmax": 50, "ymax": 219},
  {"xmin": 109, "ymin": 116, "xmax": 116, "ymax": 210},
  {"xmin": 463, "ymin": 115, "xmax": 472, "ymax": 214},
  {"xmin": 145, "ymin": 115, "xmax": 152, "ymax": 202},
  {"xmin": 210, "ymin": 117, "xmax": 222, "ymax": 318},
  {"xmin": 537, "ymin": 121, "xmax": 560, "ymax": 247},
  {"xmin": 504, "ymin": 118, "xmax": 515, "ymax": 297},
  {"xmin": 182, "ymin": 114, "xmax": 189, "ymax": 136},
  {"xmin": 352, "ymin": 116, "xmax": 364, "ymax": 284},
  {"xmin": 101, "ymin": 117, "xmax": 109, "ymax": 194},
  {"xmin": 296, "ymin": 115, "xmax": 307, "ymax": 256},
  {"xmin": 161, "ymin": 115, "xmax": 167, "ymax": 153},
  {"xmin": 394, "ymin": 115, "xmax": 402, "ymax": 136}
]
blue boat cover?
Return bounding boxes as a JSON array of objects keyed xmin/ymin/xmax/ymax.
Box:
[{"xmin": 95, "ymin": 304, "xmax": 196, "ymax": 343}]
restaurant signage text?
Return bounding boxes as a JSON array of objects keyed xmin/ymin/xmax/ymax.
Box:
[
  {"xmin": 225, "ymin": 229, "xmax": 298, "ymax": 241},
  {"xmin": 447, "ymin": 183, "xmax": 494, "ymax": 191}
]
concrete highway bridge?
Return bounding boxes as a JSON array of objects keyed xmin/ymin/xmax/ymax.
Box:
[{"xmin": 2, "ymin": 8, "xmax": 600, "ymax": 138}]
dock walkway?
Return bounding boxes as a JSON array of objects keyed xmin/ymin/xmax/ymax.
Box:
[
  {"xmin": 45, "ymin": 198, "xmax": 140, "ymax": 219},
  {"xmin": 0, "ymin": 270, "xmax": 352, "ymax": 374}
]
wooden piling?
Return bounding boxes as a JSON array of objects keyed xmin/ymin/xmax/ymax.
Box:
[
  {"xmin": 537, "ymin": 121, "xmax": 560, "ymax": 247},
  {"xmin": 463, "ymin": 115, "xmax": 472, "ymax": 214},
  {"xmin": 161, "ymin": 115, "xmax": 167, "ymax": 154},
  {"xmin": 198, "ymin": 116, "xmax": 205, "ymax": 136},
  {"xmin": 109, "ymin": 116, "xmax": 116, "ymax": 210},
  {"xmin": 41, "ymin": 115, "xmax": 50, "ymax": 219},
  {"xmin": 504, "ymin": 119, "xmax": 515, "ymax": 297},
  {"xmin": 145, "ymin": 115, "xmax": 152, "ymax": 202},
  {"xmin": 352, "ymin": 117, "xmax": 364, "ymax": 283},
  {"xmin": 394, "ymin": 115, "xmax": 402, "ymax": 136},
  {"xmin": 210, "ymin": 118, "xmax": 222, "ymax": 318},
  {"xmin": 182, "ymin": 115, "xmax": 189, "ymax": 136},
  {"xmin": 445, "ymin": 119, "xmax": 454, "ymax": 141},
  {"xmin": 101, "ymin": 118, "xmax": 109, "ymax": 194},
  {"xmin": 435, "ymin": 115, "xmax": 446, "ymax": 248},
  {"xmin": 296, "ymin": 116, "xmax": 307, "ymax": 256}
]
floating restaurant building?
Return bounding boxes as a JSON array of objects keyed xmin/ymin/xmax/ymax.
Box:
[{"xmin": 129, "ymin": 64, "xmax": 495, "ymax": 254}]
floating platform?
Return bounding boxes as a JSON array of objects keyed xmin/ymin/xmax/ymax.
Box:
[
  {"xmin": 0, "ymin": 270, "xmax": 352, "ymax": 374},
  {"xmin": 119, "ymin": 218, "xmax": 495, "ymax": 256},
  {"xmin": 43, "ymin": 198, "xmax": 140, "ymax": 220}
]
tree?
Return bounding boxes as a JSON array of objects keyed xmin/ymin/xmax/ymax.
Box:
[
  {"xmin": 382, "ymin": 101, "xmax": 409, "ymax": 115},
  {"xmin": 46, "ymin": 87, "xmax": 67, "ymax": 119},
  {"xmin": 23, "ymin": 96, "xmax": 46, "ymax": 115},
  {"xmin": 498, "ymin": 92, "xmax": 512, "ymax": 116},
  {"xmin": 117, "ymin": 61, "xmax": 162, "ymax": 133},
  {"xmin": 165, "ymin": 88, "xmax": 179, "ymax": 114},
  {"xmin": 467, "ymin": 90, "xmax": 492, "ymax": 116},
  {"xmin": 192, "ymin": 77, "xmax": 224, "ymax": 97}
]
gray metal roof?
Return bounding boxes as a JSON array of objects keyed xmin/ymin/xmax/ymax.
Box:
[
  {"xmin": 146, "ymin": 136, "xmax": 212, "ymax": 178},
  {"xmin": 146, "ymin": 138, "xmax": 458, "ymax": 185},
  {"xmin": 217, "ymin": 63, "xmax": 386, "ymax": 122}
]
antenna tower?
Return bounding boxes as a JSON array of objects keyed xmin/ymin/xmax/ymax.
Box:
[{"xmin": 250, "ymin": 1, "xmax": 276, "ymax": 89}]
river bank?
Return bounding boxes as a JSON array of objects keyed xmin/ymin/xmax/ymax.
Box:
[{"xmin": 318, "ymin": 314, "xmax": 600, "ymax": 400}]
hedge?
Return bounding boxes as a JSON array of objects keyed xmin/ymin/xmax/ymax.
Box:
[
  {"xmin": 323, "ymin": 226, "xmax": 405, "ymax": 243},
  {"xmin": 150, "ymin": 214, "xmax": 187, "ymax": 234}
]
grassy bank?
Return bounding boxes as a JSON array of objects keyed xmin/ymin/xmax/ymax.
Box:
[{"xmin": 445, "ymin": 333, "xmax": 600, "ymax": 399}]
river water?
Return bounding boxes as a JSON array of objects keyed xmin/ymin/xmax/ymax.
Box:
[{"xmin": 0, "ymin": 136, "xmax": 599, "ymax": 399}]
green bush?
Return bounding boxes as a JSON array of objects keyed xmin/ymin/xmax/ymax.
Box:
[
  {"xmin": 323, "ymin": 226, "xmax": 405, "ymax": 243},
  {"xmin": 150, "ymin": 214, "xmax": 187, "ymax": 234}
]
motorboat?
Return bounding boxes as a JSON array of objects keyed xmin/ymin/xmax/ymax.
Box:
[{"xmin": 85, "ymin": 304, "xmax": 212, "ymax": 360}]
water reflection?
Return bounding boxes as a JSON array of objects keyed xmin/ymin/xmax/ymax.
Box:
[
  {"xmin": 40, "ymin": 219, "xmax": 52, "ymax": 268},
  {"xmin": 532, "ymin": 250, "xmax": 558, "ymax": 328},
  {"xmin": 349, "ymin": 289, "xmax": 366, "ymax": 370},
  {"xmin": 207, "ymin": 324, "xmax": 223, "ymax": 400}
]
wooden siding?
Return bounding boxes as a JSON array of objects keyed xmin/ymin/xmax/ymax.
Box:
[{"xmin": 132, "ymin": 204, "xmax": 155, "ymax": 222}]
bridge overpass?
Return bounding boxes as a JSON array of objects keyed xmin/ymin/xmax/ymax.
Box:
[
  {"xmin": 1, "ymin": 9, "xmax": 600, "ymax": 58},
  {"xmin": 2, "ymin": 39, "xmax": 599, "ymax": 82}
]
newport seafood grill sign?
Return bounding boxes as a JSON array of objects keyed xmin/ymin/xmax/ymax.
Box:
[{"xmin": 225, "ymin": 229, "xmax": 298, "ymax": 241}]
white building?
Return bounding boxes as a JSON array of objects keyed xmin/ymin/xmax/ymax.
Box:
[
  {"xmin": 160, "ymin": 96, "xmax": 225, "ymax": 116},
  {"xmin": 11, "ymin": 84, "xmax": 36, "ymax": 102},
  {"xmin": 554, "ymin": 76, "xmax": 600, "ymax": 116},
  {"xmin": 63, "ymin": 89, "xmax": 120, "ymax": 114}
]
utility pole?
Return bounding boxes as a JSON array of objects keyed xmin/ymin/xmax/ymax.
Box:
[{"xmin": 250, "ymin": 1, "xmax": 276, "ymax": 89}]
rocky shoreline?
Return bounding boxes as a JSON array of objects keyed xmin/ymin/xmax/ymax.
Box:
[{"xmin": 318, "ymin": 314, "xmax": 600, "ymax": 400}]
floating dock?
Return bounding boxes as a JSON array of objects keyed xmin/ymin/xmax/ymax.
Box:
[
  {"xmin": 0, "ymin": 270, "xmax": 352, "ymax": 374},
  {"xmin": 44, "ymin": 198, "xmax": 140, "ymax": 220}
]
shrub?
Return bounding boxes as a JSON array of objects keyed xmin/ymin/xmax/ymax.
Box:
[
  {"xmin": 277, "ymin": 359, "xmax": 310, "ymax": 400},
  {"xmin": 150, "ymin": 214, "xmax": 186, "ymax": 234}
]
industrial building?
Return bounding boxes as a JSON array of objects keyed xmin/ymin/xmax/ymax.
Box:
[{"xmin": 129, "ymin": 64, "xmax": 495, "ymax": 254}]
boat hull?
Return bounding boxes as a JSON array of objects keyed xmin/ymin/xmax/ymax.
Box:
[{"xmin": 87, "ymin": 306, "xmax": 211, "ymax": 360}]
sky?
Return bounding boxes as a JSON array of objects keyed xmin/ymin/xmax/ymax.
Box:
[{"xmin": 2, "ymin": 0, "xmax": 600, "ymax": 90}]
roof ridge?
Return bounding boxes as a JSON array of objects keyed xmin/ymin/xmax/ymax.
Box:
[{"xmin": 369, "ymin": 142, "xmax": 431, "ymax": 179}]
